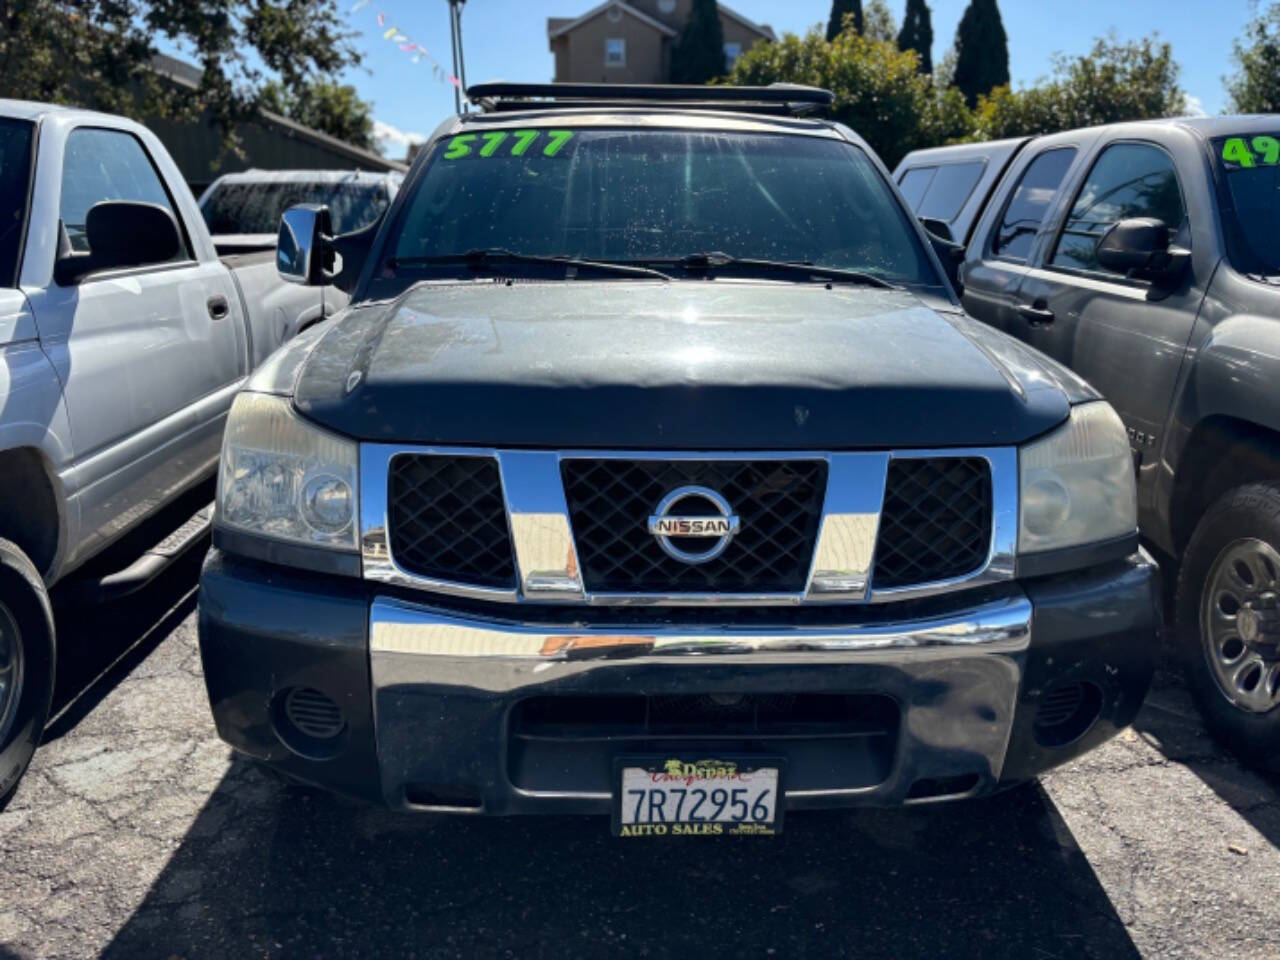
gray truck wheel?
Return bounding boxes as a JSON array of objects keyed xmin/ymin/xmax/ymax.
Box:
[
  {"xmin": 1176, "ymin": 483, "xmax": 1280, "ymax": 772},
  {"xmin": 0, "ymin": 538, "xmax": 55, "ymax": 810}
]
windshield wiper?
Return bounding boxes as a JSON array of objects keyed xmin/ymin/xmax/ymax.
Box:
[
  {"xmin": 662, "ymin": 252, "xmax": 900, "ymax": 289},
  {"xmin": 386, "ymin": 249, "xmax": 671, "ymax": 281}
]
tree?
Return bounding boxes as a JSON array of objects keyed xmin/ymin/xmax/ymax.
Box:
[
  {"xmin": 261, "ymin": 81, "xmax": 376, "ymax": 151},
  {"xmin": 897, "ymin": 0, "xmax": 934, "ymax": 74},
  {"xmin": 972, "ymin": 36, "xmax": 1185, "ymax": 140},
  {"xmin": 670, "ymin": 0, "xmax": 726, "ymax": 83},
  {"xmin": 953, "ymin": 0, "xmax": 1009, "ymax": 107},
  {"xmin": 0, "ymin": 0, "xmax": 362, "ymax": 154},
  {"xmin": 862, "ymin": 0, "xmax": 896, "ymax": 43},
  {"xmin": 728, "ymin": 26, "xmax": 971, "ymax": 168},
  {"xmin": 826, "ymin": 0, "xmax": 863, "ymax": 42},
  {"xmin": 1227, "ymin": 2, "xmax": 1280, "ymax": 112}
]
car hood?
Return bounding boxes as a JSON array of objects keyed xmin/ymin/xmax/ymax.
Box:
[{"xmin": 291, "ymin": 280, "xmax": 1081, "ymax": 448}]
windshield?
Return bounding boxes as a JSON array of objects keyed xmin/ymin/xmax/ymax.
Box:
[
  {"xmin": 1214, "ymin": 134, "xmax": 1280, "ymax": 275},
  {"xmin": 201, "ymin": 179, "xmax": 391, "ymax": 235},
  {"xmin": 388, "ymin": 129, "xmax": 937, "ymax": 285},
  {"xmin": 0, "ymin": 118, "xmax": 35, "ymax": 287}
]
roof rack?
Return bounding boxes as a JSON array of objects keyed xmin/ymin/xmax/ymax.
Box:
[{"xmin": 465, "ymin": 83, "xmax": 834, "ymax": 117}]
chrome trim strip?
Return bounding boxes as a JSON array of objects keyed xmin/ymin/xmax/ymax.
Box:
[
  {"xmin": 805, "ymin": 453, "xmax": 889, "ymax": 601},
  {"xmin": 359, "ymin": 444, "xmax": 1018, "ymax": 607},
  {"xmin": 368, "ymin": 593, "xmax": 1032, "ymax": 659},
  {"xmin": 498, "ymin": 451, "xmax": 585, "ymax": 602}
]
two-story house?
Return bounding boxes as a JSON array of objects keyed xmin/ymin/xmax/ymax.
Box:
[{"xmin": 547, "ymin": 1, "xmax": 775, "ymax": 83}]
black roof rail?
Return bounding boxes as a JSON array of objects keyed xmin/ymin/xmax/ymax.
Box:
[{"xmin": 465, "ymin": 83, "xmax": 834, "ymax": 117}]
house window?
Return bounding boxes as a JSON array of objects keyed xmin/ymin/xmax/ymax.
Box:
[
  {"xmin": 724, "ymin": 42, "xmax": 742, "ymax": 69},
  {"xmin": 605, "ymin": 37, "xmax": 626, "ymax": 67}
]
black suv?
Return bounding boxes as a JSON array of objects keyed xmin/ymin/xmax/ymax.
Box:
[
  {"xmin": 897, "ymin": 117, "xmax": 1280, "ymax": 771},
  {"xmin": 198, "ymin": 85, "xmax": 1159, "ymax": 835}
]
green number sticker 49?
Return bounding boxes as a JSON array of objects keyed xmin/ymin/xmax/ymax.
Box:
[
  {"xmin": 1221, "ymin": 135, "xmax": 1280, "ymax": 168},
  {"xmin": 442, "ymin": 129, "xmax": 574, "ymax": 160}
]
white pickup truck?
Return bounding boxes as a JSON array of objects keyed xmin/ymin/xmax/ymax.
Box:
[{"xmin": 0, "ymin": 100, "xmax": 336, "ymax": 805}]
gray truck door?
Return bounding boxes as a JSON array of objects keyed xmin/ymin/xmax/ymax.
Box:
[
  {"xmin": 1013, "ymin": 140, "xmax": 1202, "ymax": 478},
  {"xmin": 36, "ymin": 126, "xmax": 242, "ymax": 559},
  {"xmin": 961, "ymin": 147, "xmax": 1079, "ymax": 337}
]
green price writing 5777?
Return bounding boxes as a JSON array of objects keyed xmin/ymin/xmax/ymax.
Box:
[{"xmin": 442, "ymin": 130, "xmax": 574, "ymax": 161}]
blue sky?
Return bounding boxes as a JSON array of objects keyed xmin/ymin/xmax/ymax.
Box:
[{"xmin": 332, "ymin": 1, "xmax": 1253, "ymax": 158}]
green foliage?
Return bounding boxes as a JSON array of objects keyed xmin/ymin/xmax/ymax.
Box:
[
  {"xmin": 670, "ymin": 0, "xmax": 726, "ymax": 83},
  {"xmin": 728, "ymin": 26, "xmax": 971, "ymax": 168},
  {"xmin": 826, "ymin": 0, "xmax": 863, "ymax": 42},
  {"xmin": 972, "ymin": 36, "xmax": 1185, "ymax": 139},
  {"xmin": 862, "ymin": 0, "xmax": 897, "ymax": 43},
  {"xmin": 953, "ymin": 0, "xmax": 1009, "ymax": 107},
  {"xmin": 897, "ymin": 0, "xmax": 934, "ymax": 74},
  {"xmin": 1227, "ymin": 2, "xmax": 1280, "ymax": 113},
  {"xmin": 260, "ymin": 80, "xmax": 375, "ymax": 152},
  {"xmin": 0, "ymin": 0, "xmax": 362, "ymax": 155}
]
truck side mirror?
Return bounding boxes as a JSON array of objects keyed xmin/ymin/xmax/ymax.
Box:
[
  {"xmin": 54, "ymin": 201, "xmax": 182, "ymax": 285},
  {"xmin": 920, "ymin": 217, "xmax": 965, "ymax": 294},
  {"xmin": 919, "ymin": 216, "xmax": 954, "ymax": 243},
  {"xmin": 1096, "ymin": 217, "xmax": 1190, "ymax": 287},
  {"xmin": 277, "ymin": 204, "xmax": 334, "ymax": 286}
]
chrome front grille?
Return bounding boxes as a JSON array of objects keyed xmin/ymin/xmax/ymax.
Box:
[
  {"xmin": 561, "ymin": 458, "xmax": 827, "ymax": 593},
  {"xmin": 360, "ymin": 446, "xmax": 1017, "ymax": 606}
]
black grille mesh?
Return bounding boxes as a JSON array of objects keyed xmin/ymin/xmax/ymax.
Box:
[
  {"xmin": 387, "ymin": 454, "xmax": 516, "ymax": 587},
  {"xmin": 872, "ymin": 457, "xmax": 992, "ymax": 589},
  {"xmin": 562, "ymin": 459, "xmax": 827, "ymax": 593}
]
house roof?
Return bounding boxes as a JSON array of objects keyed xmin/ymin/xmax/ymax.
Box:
[
  {"xmin": 720, "ymin": 6, "xmax": 775, "ymax": 41},
  {"xmin": 149, "ymin": 53, "xmax": 405, "ymax": 172},
  {"xmin": 548, "ymin": 1, "xmax": 677, "ymax": 39}
]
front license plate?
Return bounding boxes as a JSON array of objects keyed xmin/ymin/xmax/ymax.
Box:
[{"xmin": 612, "ymin": 757, "xmax": 783, "ymax": 837}]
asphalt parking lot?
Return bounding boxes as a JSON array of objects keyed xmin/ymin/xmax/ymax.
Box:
[{"xmin": 1, "ymin": 547, "xmax": 1278, "ymax": 960}]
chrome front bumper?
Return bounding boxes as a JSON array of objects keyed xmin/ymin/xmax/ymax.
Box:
[{"xmin": 369, "ymin": 593, "xmax": 1032, "ymax": 809}]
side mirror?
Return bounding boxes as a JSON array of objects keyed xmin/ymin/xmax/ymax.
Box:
[
  {"xmin": 1096, "ymin": 217, "xmax": 1190, "ymax": 286},
  {"xmin": 921, "ymin": 218, "xmax": 965, "ymax": 294},
  {"xmin": 328, "ymin": 213, "xmax": 381, "ymax": 294},
  {"xmin": 919, "ymin": 216, "xmax": 954, "ymax": 243},
  {"xmin": 55, "ymin": 201, "xmax": 182, "ymax": 285},
  {"xmin": 277, "ymin": 204, "xmax": 334, "ymax": 285}
]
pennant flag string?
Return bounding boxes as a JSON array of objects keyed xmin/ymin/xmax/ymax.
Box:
[{"xmin": 354, "ymin": 6, "xmax": 463, "ymax": 94}]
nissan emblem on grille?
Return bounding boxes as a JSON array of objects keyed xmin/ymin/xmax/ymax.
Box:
[{"xmin": 646, "ymin": 485, "xmax": 741, "ymax": 564}]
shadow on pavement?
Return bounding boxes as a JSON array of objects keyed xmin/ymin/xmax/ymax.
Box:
[
  {"xmin": 1134, "ymin": 673, "xmax": 1280, "ymax": 853},
  {"xmin": 1129, "ymin": 549, "xmax": 1280, "ymax": 852},
  {"xmin": 41, "ymin": 547, "xmax": 203, "ymax": 742},
  {"xmin": 103, "ymin": 763, "xmax": 1139, "ymax": 959},
  {"xmin": 40, "ymin": 481, "xmax": 214, "ymax": 742}
]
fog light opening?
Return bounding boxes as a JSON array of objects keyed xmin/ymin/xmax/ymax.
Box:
[
  {"xmin": 1033, "ymin": 680, "xmax": 1103, "ymax": 748},
  {"xmin": 271, "ymin": 687, "xmax": 348, "ymax": 760}
]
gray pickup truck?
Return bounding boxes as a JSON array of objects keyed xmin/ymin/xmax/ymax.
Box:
[
  {"xmin": 896, "ymin": 117, "xmax": 1280, "ymax": 770},
  {"xmin": 197, "ymin": 83, "xmax": 1160, "ymax": 834},
  {"xmin": 0, "ymin": 101, "xmax": 329, "ymax": 805}
]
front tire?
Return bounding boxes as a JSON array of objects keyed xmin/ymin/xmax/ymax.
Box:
[
  {"xmin": 1176, "ymin": 483, "xmax": 1280, "ymax": 772},
  {"xmin": 0, "ymin": 538, "xmax": 55, "ymax": 810}
]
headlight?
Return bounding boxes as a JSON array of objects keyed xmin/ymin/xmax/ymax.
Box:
[
  {"xmin": 1018, "ymin": 402, "xmax": 1136, "ymax": 554},
  {"xmin": 217, "ymin": 393, "xmax": 358, "ymax": 551}
]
